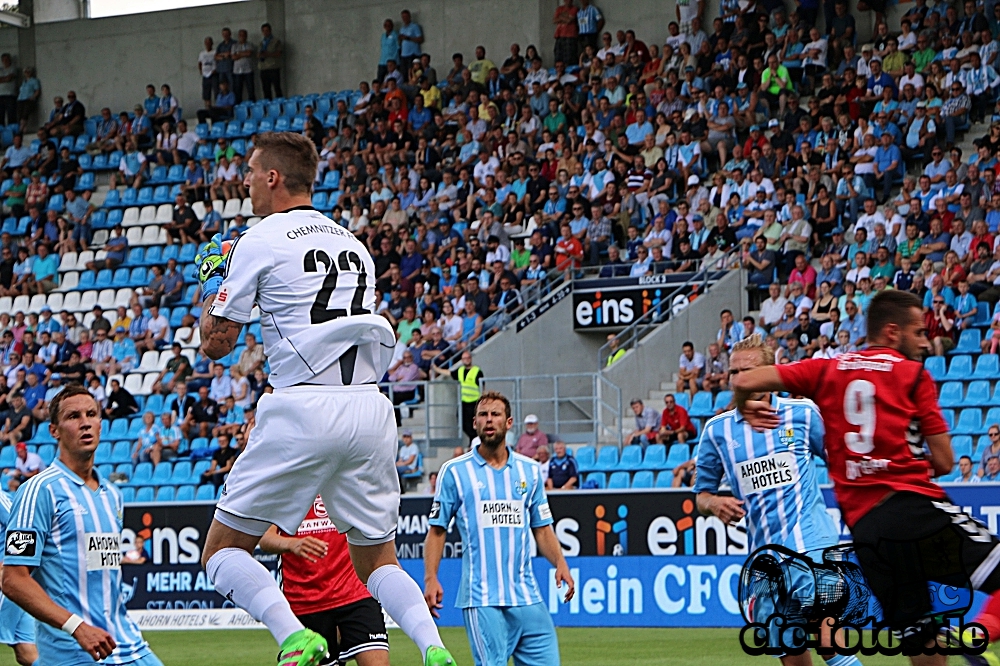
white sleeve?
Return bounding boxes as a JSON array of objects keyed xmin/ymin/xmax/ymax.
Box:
[{"xmin": 209, "ymin": 233, "xmax": 271, "ymax": 324}]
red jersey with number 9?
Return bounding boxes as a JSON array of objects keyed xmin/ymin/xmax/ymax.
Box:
[
  {"xmin": 278, "ymin": 496, "xmax": 372, "ymax": 616},
  {"xmin": 776, "ymin": 348, "xmax": 948, "ymax": 528}
]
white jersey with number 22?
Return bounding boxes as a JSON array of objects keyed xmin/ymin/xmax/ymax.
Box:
[{"xmin": 209, "ymin": 208, "xmax": 396, "ymax": 388}]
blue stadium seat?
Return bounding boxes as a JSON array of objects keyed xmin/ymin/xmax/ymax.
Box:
[
  {"xmin": 109, "ymin": 418, "xmax": 129, "ymax": 439},
  {"xmin": 689, "ymin": 391, "xmax": 714, "ymax": 418},
  {"xmin": 275, "ymin": 117, "xmax": 290, "ymax": 132},
  {"xmin": 169, "ymin": 461, "xmax": 192, "ymax": 485},
  {"xmin": 195, "ymin": 123, "xmax": 209, "ymax": 139},
  {"xmin": 976, "ymin": 435, "xmax": 993, "ymax": 459},
  {"xmin": 594, "ymin": 446, "xmax": 619, "ymax": 471},
  {"xmin": 107, "ymin": 209, "xmax": 123, "ymax": 226},
  {"xmin": 118, "ymin": 487, "xmax": 135, "ymax": 503},
  {"xmin": 136, "ymin": 187, "xmax": 153, "ymax": 205},
  {"xmin": 574, "ymin": 446, "xmax": 596, "ymax": 472},
  {"xmin": 111, "ymin": 268, "xmax": 130, "ymax": 288},
  {"xmin": 616, "ymin": 445, "xmax": 642, "ymax": 470},
  {"xmin": 93, "ymin": 269, "xmax": 112, "ymax": 289},
  {"xmin": 654, "ymin": 471, "xmax": 674, "ymax": 488},
  {"xmin": 953, "ymin": 436, "xmax": 974, "ymax": 461},
  {"xmin": 47, "ymin": 193, "xmax": 64, "ymax": 212},
  {"xmin": 150, "ymin": 462, "xmax": 173, "ymax": 485},
  {"xmin": 178, "ymin": 244, "xmax": 197, "ymax": 263},
  {"xmin": 319, "ymin": 170, "xmax": 340, "ymax": 191},
  {"xmin": 266, "ymin": 101, "xmax": 282, "ymax": 117},
  {"xmin": 121, "ymin": 188, "xmax": 137, "ymax": 206},
  {"xmin": 231, "ymin": 139, "xmax": 247, "ymax": 155},
  {"xmin": 961, "ymin": 380, "xmax": 991, "ymax": 407},
  {"xmin": 97, "ymin": 463, "xmax": 114, "ymax": 478},
  {"xmin": 58, "ymin": 135, "xmax": 73, "ymax": 151},
  {"xmin": 175, "ymin": 486, "xmax": 195, "ymax": 502},
  {"xmin": 976, "ymin": 302, "xmax": 992, "ymax": 326},
  {"xmin": 156, "ymin": 486, "xmax": 175, "ymax": 502},
  {"xmin": 78, "ymin": 153, "xmax": 93, "ymax": 170},
  {"xmin": 0, "ymin": 217, "xmax": 13, "ymax": 235},
  {"xmin": 0, "ymin": 446, "xmax": 15, "ymax": 468},
  {"xmin": 665, "ymin": 445, "xmax": 690, "ymax": 469},
  {"xmin": 290, "ymin": 116, "xmax": 305, "ymax": 131},
  {"xmin": 94, "ymin": 442, "xmax": 111, "ymax": 464},
  {"xmin": 161, "ymin": 244, "xmax": 179, "ymax": 262},
  {"xmin": 129, "ymin": 267, "xmax": 148, "ymax": 287},
  {"xmin": 258, "ymin": 118, "xmax": 274, "ymax": 132},
  {"xmin": 195, "ymin": 143, "xmax": 213, "ymax": 160},
  {"xmin": 38, "ymin": 444, "xmax": 55, "ymax": 465},
  {"xmin": 672, "ymin": 393, "xmax": 690, "ymax": 410},
  {"xmin": 189, "ymin": 437, "xmax": 209, "ymax": 452},
  {"xmin": 111, "ymin": 441, "xmax": 132, "ymax": 463},
  {"xmin": 196, "ymin": 484, "xmax": 216, "ymax": 500},
  {"xmin": 713, "ymin": 391, "xmax": 733, "ymax": 412},
  {"xmin": 954, "ymin": 408, "xmax": 983, "ymax": 435},
  {"xmin": 115, "ymin": 463, "xmax": 133, "ymax": 481},
  {"xmin": 942, "ymin": 409, "xmax": 955, "ymax": 431},
  {"xmin": 925, "ymin": 357, "xmax": 946, "ymax": 382},
  {"xmin": 153, "ymin": 185, "xmax": 171, "ymax": 204},
  {"xmin": 944, "ymin": 356, "xmax": 973, "ymax": 381},
  {"xmin": 91, "ymin": 154, "xmax": 108, "ymax": 170},
  {"xmin": 149, "ymin": 166, "xmax": 167, "ymax": 183},
  {"xmin": 169, "ymin": 308, "xmax": 187, "ymax": 328},
  {"xmin": 939, "ymin": 382, "xmax": 964, "ymax": 408},
  {"xmin": 607, "ymin": 471, "xmax": 630, "ymax": 489},
  {"xmin": 241, "ymin": 120, "xmax": 257, "ymax": 136},
  {"xmin": 973, "ymin": 355, "xmax": 1000, "ymax": 380},
  {"xmin": 584, "ymin": 472, "xmax": 606, "ymax": 489},
  {"xmin": 125, "ymin": 420, "xmax": 143, "ymax": 439},
  {"xmin": 631, "ymin": 470, "xmax": 654, "ymax": 488},
  {"xmin": 209, "ymin": 123, "xmax": 224, "ymax": 139},
  {"xmin": 225, "ymin": 121, "xmax": 241, "ymax": 138},
  {"xmin": 135, "ymin": 486, "xmax": 155, "ymax": 502},
  {"xmin": 124, "ymin": 247, "xmax": 144, "ymax": 266},
  {"xmin": 986, "ymin": 408, "xmax": 1000, "ymax": 428},
  {"xmin": 953, "ymin": 329, "xmax": 982, "ymax": 355},
  {"xmin": 144, "ymin": 394, "xmax": 164, "ymax": 415},
  {"xmin": 311, "ymin": 192, "xmax": 328, "ymax": 210},
  {"xmin": 639, "ymin": 444, "xmax": 667, "ymax": 470},
  {"xmin": 166, "ymin": 164, "xmax": 184, "ymax": 183},
  {"xmin": 73, "ymin": 134, "xmax": 88, "ymax": 152},
  {"xmin": 75, "ymin": 172, "xmax": 95, "ymax": 191},
  {"xmin": 143, "ymin": 246, "xmax": 162, "ymax": 266},
  {"xmin": 192, "ymin": 460, "xmax": 212, "ymax": 479}
]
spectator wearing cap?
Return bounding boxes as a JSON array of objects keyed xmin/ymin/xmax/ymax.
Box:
[
  {"xmin": 515, "ymin": 414, "xmax": 549, "ymax": 458},
  {"xmin": 395, "ymin": 430, "xmax": 420, "ymax": 491},
  {"xmin": 547, "ymin": 439, "xmax": 578, "ymax": 490},
  {"xmin": 4, "ymin": 440, "xmax": 43, "ymax": 484}
]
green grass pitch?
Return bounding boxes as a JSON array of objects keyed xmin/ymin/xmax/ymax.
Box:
[{"xmin": 0, "ymin": 627, "xmax": 990, "ymax": 664}]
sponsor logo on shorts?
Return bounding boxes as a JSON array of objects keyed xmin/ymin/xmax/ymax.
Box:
[
  {"xmin": 85, "ymin": 532, "xmax": 122, "ymax": 571},
  {"xmin": 5, "ymin": 530, "xmax": 36, "ymax": 557},
  {"xmin": 369, "ymin": 633, "xmax": 388, "ymax": 641}
]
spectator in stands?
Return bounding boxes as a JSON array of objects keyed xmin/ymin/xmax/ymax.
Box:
[
  {"xmin": 199, "ymin": 36, "xmax": 217, "ymax": 109},
  {"xmin": 200, "ymin": 432, "xmax": 239, "ymax": 490},
  {"xmin": 515, "ymin": 414, "xmax": 548, "ymax": 457},
  {"xmin": 132, "ymin": 411, "xmax": 158, "ymax": 463},
  {"xmin": 676, "ymin": 341, "xmax": 705, "ymax": 397},
  {"xmin": 671, "ymin": 458, "xmax": 697, "ymax": 487},
  {"xmin": 759, "ymin": 283, "xmax": 788, "ymax": 332},
  {"xmin": 103, "ymin": 377, "xmax": 138, "ymax": 420},
  {"xmin": 624, "ymin": 398, "xmax": 659, "ymax": 448},
  {"xmin": 209, "ymin": 362, "xmax": 233, "ymax": 403},
  {"xmin": 956, "ymin": 455, "xmax": 979, "ymax": 483},
  {"xmin": 743, "ymin": 235, "xmax": 775, "ymax": 287},
  {"xmin": 979, "ymin": 425, "xmax": 1000, "ymax": 477},
  {"xmin": 0, "ymin": 54, "xmax": 17, "ymax": 127},
  {"xmin": 0, "ymin": 393, "xmax": 31, "ymax": 444},
  {"xmin": 197, "ymin": 80, "xmax": 236, "ymax": 124},
  {"xmin": 146, "ymin": 305, "xmax": 170, "ymax": 350},
  {"xmin": 151, "ymin": 343, "xmax": 191, "ymax": 395},
  {"xmin": 925, "ymin": 293, "xmax": 956, "ymax": 356},
  {"xmin": 213, "ymin": 395, "xmax": 246, "ymax": 437},
  {"xmin": 108, "ymin": 326, "xmax": 137, "ymax": 375},
  {"xmin": 3, "ymin": 441, "xmax": 43, "ymax": 484},
  {"xmin": 28, "ymin": 242, "xmax": 57, "ymax": 295},
  {"xmin": 215, "ymin": 27, "xmax": 236, "ymax": 92},
  {"xmin": 2, "ymin": 171, "xmax": 25, "ymax": 217},
  {"xmin": 123, "ymin": 535, "xmax": 148, "ymax": 565},
  {"xmin": 185, "ymin": 385, "xmax": 219, "ymax": 440},
  {"xmin": 110, "ymin": 136, "xmax": 147, "ymax": 190},
  {"xmin": 984, "ymin": 456, "xmax": 1000, "ymax": 482},
  {"xmin": 388, "ymin": 349, "xmax": 424, "ymax": 425},
  {"xmin": 89, "ymin": 327, "xmax": 113, "ymax": 376},
  {"xmin": 547, "ymin": 439, "xmax": 578, "ymax": 490},
  {"xmin": 716, "ymin": 309, "xmax": 744, "ymax": 352},
  {"xmin": 703, "ymin": 343, "xmax": 729, "ymax": 393},
  {"xmin": 154, "ymin": 412, "xmax": 182, "ymax": 465},
  {"xmin": 15, "ymin": 67, "xmax": 39, "ymax": 133},
  {"xmin": 395, "ymin": 429, "xmax": 420, "ymax": 492},
  {"xmin": 259, "ymin": 23, "xmax": 284, "ymax": 99},
  {"xmin": 657, "ymin": 393, "xmax": 696, "ymax": 448},
  {"xmin": 232, "ymin": 30, "xmax": 256, "ymax": 103}
]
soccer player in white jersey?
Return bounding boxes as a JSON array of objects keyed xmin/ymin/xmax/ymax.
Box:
[
  {"xmin": 194, "ymin": 132, "xmax": 455, "ymax": 666},
  {"xmin": 0, "ymin": 489, "xmax": 36, "ymax": 666},
  {"xmin": 424, "ymin": 390, "xmax": 575, "ymax": 666},
  {"xmin": 2, "ymin": 385, "xmax": 162, "ymax": 666},
  {"xmin": 695, "ymin": 334, "xmax": 861, "ymax": 666}
]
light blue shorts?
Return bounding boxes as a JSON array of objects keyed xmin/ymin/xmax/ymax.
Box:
[
  {"xmin": 462, "ymin": 603, "xmax": 559, "ymax": 666},
  {"xmin": 0, "ymin": 595, "xmax": 33, "ymax": 646}
]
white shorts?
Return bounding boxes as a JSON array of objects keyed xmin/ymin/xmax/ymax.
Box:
[{"xmin": 214, "ymin": 384, "xmax": 400, "ymax": 545}]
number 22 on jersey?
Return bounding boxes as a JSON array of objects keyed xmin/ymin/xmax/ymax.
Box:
[{"xmin": 303, "ymin": 248, "xmax": 370, "ymax": 325}]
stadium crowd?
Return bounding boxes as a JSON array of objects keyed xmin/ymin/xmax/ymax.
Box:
[{"xmin": 3, "ymin": 0, "xmax": 1000, "ymax": 493}]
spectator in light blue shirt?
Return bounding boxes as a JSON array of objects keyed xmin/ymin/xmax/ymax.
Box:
[
  {"xmin": 398, "ymin": 10, "xmax": 423, "ymax": 71},
  {"xmin": 717, "ymin": 309, "xmax": 745, "ymax": 351},
  {"xmin": 625, "ymin": 109, "xmax": 653, "ymax": 145},
  {"xmin": 30, "ymin": 242, "xmax": 58, "ymax": 293},
  {"xmin": 379, "ymin": 19, "xmax": 400, "ymax": 81}
]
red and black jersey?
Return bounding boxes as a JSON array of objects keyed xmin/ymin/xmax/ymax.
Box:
[
  {"xmin": 776, "ymin": 348, "xmax": 949, "ymax": 528},
  {"xmin": 278, "ymin": 496, "xmax": 372, "ymax": 616}
]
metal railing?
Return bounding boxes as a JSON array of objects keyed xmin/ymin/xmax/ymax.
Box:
[
  {"xmin": 596, "ymin": 254, "xmax": 739, "ymax": 369},
  {"xmin": 378, "ymin": 379, "xmax": 464, "ymax": 449},
  {"xmin": 484, "ymin": 373, "xmax": 623, "ymax": 448}
]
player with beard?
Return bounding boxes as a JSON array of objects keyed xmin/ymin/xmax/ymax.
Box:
[{"xmin": 424, "ymin": 391, "xmax": 575, "ymax": 666}]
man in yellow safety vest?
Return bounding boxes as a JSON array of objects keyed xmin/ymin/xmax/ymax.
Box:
[{"xmin": 432, "ymin": 350, "xmax": 483, "ymax": 442}]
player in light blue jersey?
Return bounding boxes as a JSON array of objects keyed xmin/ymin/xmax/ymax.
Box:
[
  {"xmin": 0, "ymin": 489, "xmax": 36, "ymax": 666},
  {"xmin": 2, "ymin": 385, "xmax": 162, "ymax": 666},
  {"xmin": 694, "ymin": 335, "xmax": 860, "ymax": 666},
  {"xmin": 424, "ymin": 391, "xmax": 575, "ymax": 666}
]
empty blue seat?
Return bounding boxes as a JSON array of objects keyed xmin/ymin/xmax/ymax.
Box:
[
  {"xmin": 156, "ymin": 486, "xmax": 175, "ymax": 502},
  {"xmin": 94, "ymin": 269, "xmax": 113, "ymax": 288},
  {"xmin": 169, "ymin": 461, "xmax": 192, "ymax": 485},
  {"xmin": 110, "ymin": 441, "xmax": 132, "ymax": 464},
  {"xmin": 94, "ymin": 442, "xmax": 111, "ymax": 464},
  {"xmin": 209, "ymin": 123, "xmax": 225, "ymax": 139},
  {"xmin": 128, "ymin": 267, "xmax": 148, "ymax": 287},
  {"xmin": 942, "ymin": 409, "xmax": 955, "ymax": 431},
  {"xmin": 311, "ymin": 192, "xmax": 328, "ymax": 210},
  {"xmin": 169, "ymin": 307, "xmax": 187, "ymax": 328},
  {"xmin": 166, "ymin": 164, "xmax": 184, "ymax": 183},
  {"xmin": 175, "ymin": 486, "xmax": 195, "ymax": 501},
  {"xmin": 149, "ymin": 166, "xmax": 167, "ymax": 183},
  {"xmin": 124, "ymin": 247, "xmax": 144, "ymax": 266},
  {"xmin": 290, "ymin": 116, "xmax": 305, "ymax": 131},
  {"xmin": 584, "ymin": 472, "xmax": 606, "ymax": 489},
  {"xmin": 631, "ymin": 470, "xmax": 654, "ymax": 488},
  {"xmin": 37, "ymin": 444, "xmax": 55, "ymax": 465},
  {"xmin": 241, "ymin": 120, "xmax": 257, "ymax": 136},
  {"xmin": 196, "ymin": 484, "xmax": 216, "ymax": 500},
  {"xmin": 107, "ymin": 209, "xmax": 123, "ymax": 226},
  {"xmin": 129, "ymin": 463, "xmax": 153, "ymax": 486},
  {"xmin": 944, "ymin": 356, "xmax": 973, "ymax": 381},
  {"xmin": 135, "ymin": 487, "xmax": 154, "ymax": 502},
  {"xmin": 75, "ymin": 172, "xmax": 95, "ymax": 191},
  {"xmin": 986, "ymin": 407, "xmax": 1000, "ymax": 428},
  {"xmin": 152, "ymin": 185, "xmax": 171, "ymax": 204},
  {"xmin": 73, "ymin": 134, "xmax": 88, "ymax": 152},
  {"xmin": 136, "ymin": 187, "xmax": 153, "ymax": 205},
  {"xmin": 195, "ymin": 123, "xmax": 209, "ymax": 139},
  {"xmin": 640, "ymin": 444, "xmax": 667, "ymax": 470},
  {"xmin": 225, "ymin": 121, "xmax": 241, "ymax": 137},
  {"xmin": 953, "ymin": 329, "xmax": 982, "ymax": 354},
  {"xmin": 939, "ymin": 381, "xmax": 964, "ymax": 408},
  {"xmin": 976, "ymin": 302, "xmax": 992, "ymax": 326},
  {"xmin": 953, "ymin": 435, "xmax": 974, "ymax": 460},
  {"xmin": 594, "ymin": 446, "xmax": 619, "ymax": 471},
  {"xmin": 192, "ymin": 460, "xmax": 212, "ymax": 479},
  {"xmin": 109, "ymin": 418, "xmax": 129, "ymax": 439},
  {"xmin": 121, "ymin": 188, "xmax": 137, "ymax": 206},
  {"xmin": 258, "ymin": 118, "xmax": 274, "ymax": 132},
  {"xmin": 689, "ymin": 391, "xmax": 714, "ymax": 418},
  {"xmin": 178, "ymin": 244, "xmax": 197, "ymax": 263},
  {"xmin": 665, "ymin": 445, "xmax": 690, "ymax": 469},
  {"xmin": 150, "ymin": 462, "xmax": 173, "ymax": 485},
  {"xmin": 231, "ymin": 139, "xmax": 247, "ymax": 155},
  {"xmin": 0, "ymin": 446, "xmax": 15, "ymax": 468},
  {"xmin": 655, "ymin": 471, "xmax": 674, "ymax": 488},
  {"xmin": 92, "ymin": 154, "xmax": 108, "ymax": 170},
  {"xmin": 973, "ymin": 355, "xmax": 1000, "ymax": 380},
  {"xmin": 275, "ymin": 117, "xmax": 290, "ymax": 131},
  {"xmin": 97, "ymin": 463, "xmax": 114, "ymax": 478},
  {"xmin": 672, "ymin": 393, "xmax": 690, "ymax": 410},
  {"xmin": 575, "ymin": 445, "xmax": 596, "ymax": 472},
  {"xmin": 616, "ymin": 445, "xmax": 642, "ymax": 470},
  {"xmin": 607, "ymin": 471, "xmax": 630, "ymax": 489},
  {"xmin": 713, "ymin": 390, "xmax": 734, "ymax": 412},
  {"xmin": 962, "ymin": 380, "xmax": 991, "ymax": 407},
  {"xmin": 319, "ymin": 170, "xmax": 340, "ymax": 191},
  {"xmin": 114, "ymin": 462, "xmax": 133, "ymax": 481},
  {"xmin": 925, "ymin": 357, "xmax": 946, "ymax": 381},
  {"xmin": 47, "ymin": 193, "xmax": 64, "ymax": 212},
  {"xmin": 111, "ymin": 268, "xmax": 130, "ymax": 287},
  {"xmin": 954, "ymin": 408, "xmax": 983, "ymax": 435},
  {"xmin": 78, "ymin": 153, "xmax": 94, "ymax": 170},
  {"xmin": 120, "ymin": 487, "xmax": 136, "ymax": 503}
]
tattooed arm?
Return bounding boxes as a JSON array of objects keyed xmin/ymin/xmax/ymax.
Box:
[{"xmin": 200, "ymin": 293, "xmax": 243, "ymax": 360}]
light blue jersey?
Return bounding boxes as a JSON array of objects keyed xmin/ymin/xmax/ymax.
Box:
[
  {"xmin": 4, "ymin": 461, "xmax": 153, "ymax": 665},
  {"xmin": 0, "ymin": 490, "xmax": 34, "ymax": 647},
  {"xmin": 694, "ymin": 396, "xmax": 838, "ymax": 553},
  {"xmin": 429, "ymin": 447, "xmax": 553, "ymax": 609}
]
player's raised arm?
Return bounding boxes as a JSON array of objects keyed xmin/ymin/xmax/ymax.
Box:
[
  {"xmin": 3, "ymin": 565, "xmax": 117, "ymax": 661},
  {"xmin": 731, "ymin": 365, "xmax": 785, "ymax": 430}
]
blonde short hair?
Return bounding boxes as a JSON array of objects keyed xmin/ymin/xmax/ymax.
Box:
[{"xmin": 731, "ymin": 333, "xmax": 775, "ymax": 365}]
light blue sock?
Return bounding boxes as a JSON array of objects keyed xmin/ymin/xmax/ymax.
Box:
[{"xmin": 824, "ymin": 654, "xmax": 862, "ymax": 666}]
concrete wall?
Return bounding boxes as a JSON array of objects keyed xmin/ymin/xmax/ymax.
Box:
[{"xmin": 602, "ymin": 269, "xmax": 747, "ymax": 409}]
